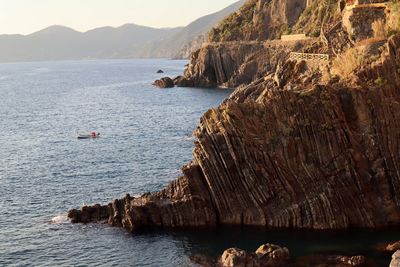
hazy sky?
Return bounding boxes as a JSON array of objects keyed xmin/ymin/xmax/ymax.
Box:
[{"xmin": 0, "ymin": 0, "xmax": 239, "ymax": 35}]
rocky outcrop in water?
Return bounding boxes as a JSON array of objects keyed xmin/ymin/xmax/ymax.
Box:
[{"xmin": 153, "ymin": 77, "xmax": 174, "ymax": 88}]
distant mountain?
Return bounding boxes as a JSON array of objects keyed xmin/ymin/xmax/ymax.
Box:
[
  {"xmin": 0, "ymin": 1, "xmax": 244, "ymax": 62},
  {"xmin": 141, "ymin": 0, "xmax": 246, "ymax": 59},
  {"xmin": 0, "ymin": 24, "xmax": 182, "ymax": 62}
]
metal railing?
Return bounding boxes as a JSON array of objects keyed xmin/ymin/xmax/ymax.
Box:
[{"xmin": 289, "ymin": 52, "xmax": 330, "ymax": 62}]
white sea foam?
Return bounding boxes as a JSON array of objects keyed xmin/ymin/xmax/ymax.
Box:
[{"xmin": 50, "ymin": 214, "xmax": 70, "ymax": 224}]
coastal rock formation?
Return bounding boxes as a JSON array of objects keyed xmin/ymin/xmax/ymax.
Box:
[
  {"xmin": 69, "ymin": 34, "xmax": 400, "ymax": 230},
  {"xmin": 153, "ymin": 77, "xmax": 174, "ymax": 88},
  {"xmin": 175, "ymin": 39, "xmax": 314, "ymax": 88}
]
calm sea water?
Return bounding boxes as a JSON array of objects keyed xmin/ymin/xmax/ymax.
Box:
[{"xmin": 0, "ymin": 59, "xmax": 399, "ymax": 267}]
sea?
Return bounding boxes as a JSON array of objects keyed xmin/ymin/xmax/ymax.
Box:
[{"xmin": 0, "ymin": 59, "xmax": 399, "ymax": 267}]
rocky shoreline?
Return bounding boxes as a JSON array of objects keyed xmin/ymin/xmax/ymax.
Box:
[{"xmin": 70, "ymin": 33, "xmax": 400, "ymax": 230}]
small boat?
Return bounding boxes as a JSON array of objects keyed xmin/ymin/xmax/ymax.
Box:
[{"xmin": 77, "ymin": 132, "xmax": 100, "ymax": 139}]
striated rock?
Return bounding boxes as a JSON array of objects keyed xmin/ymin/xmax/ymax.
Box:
[
  {"xmin": 177, "ymin": 39, "xmax": 313, "ymax": 88},
  {"xmin": 67, "ymin": 203, "xmax": 109, "ymax": 224},
  {"xmin": 153, "ymin": 77, "xmax": 174, "ymax": 88},
  {"xmin": 69, "ymin": 34, "xmax": 400, "ymax": 231},
  {"xmin": 391, "ymin": 251, "xmax": 400, "ymax": 267}
]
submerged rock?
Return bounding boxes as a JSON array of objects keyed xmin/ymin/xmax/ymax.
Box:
[
  {"xmin": 297, "ymin": 254, "xmax": 371, "ymax": 267},
  {"xmin": 153, "ymin": 77, "xmax": 174, "ymax": 88}
]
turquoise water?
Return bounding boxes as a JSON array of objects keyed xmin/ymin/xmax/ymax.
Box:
[{"xmin": 0, "ymin": 59, "xmax": 398, "ymax": 266}]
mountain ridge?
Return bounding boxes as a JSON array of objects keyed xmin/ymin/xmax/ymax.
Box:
[{"xmin": 0, "ymin": 1, "xmax": 244, "ymax": 62}]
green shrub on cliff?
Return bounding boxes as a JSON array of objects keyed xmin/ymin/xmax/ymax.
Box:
[
  {"xmin": 292, "ymin": 0, "xmax": 340, "ymax": 36},
  {"xmin": 209, "ymin": 0, "xmax": 257, "ymax": 42},
  {"xmin": 388, "ymin": 2, "xmax": 400, "ymax": 35}
]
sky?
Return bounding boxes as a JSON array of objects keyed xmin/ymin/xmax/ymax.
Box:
[{"xmin": 0, "ymin": 0, "xmax": 239, "ymax": 35}]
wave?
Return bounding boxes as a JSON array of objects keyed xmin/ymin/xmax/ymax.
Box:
[{"xmin": 50, "ymin": 214, "xmax": 70, "ymax": 224}]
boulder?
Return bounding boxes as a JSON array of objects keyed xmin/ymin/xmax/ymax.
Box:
[
  {"xmin": 153, "ymin": 77, "xmax": 174, "ymax": 88},
  {"xmin": 220, "ymin": 248, "xmax": 248, "ymax": 267},
  {"xmin": 391, "ymin": 251, "xmax": 400, "ymax": 267},
  {"xmin": 156, "ymin": 69, "xmax": 164, "ymax": 74},
  {"xmin": 70, "ymin": 34, "xmax": 400, "ymax": 231},
  {"xmin": 255, "ymin": 244, "xmax": 290, "ymax": 264}
]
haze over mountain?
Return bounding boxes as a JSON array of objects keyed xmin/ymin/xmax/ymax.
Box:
[{"xmin": 0, "ymin": 0, "xmax": 244, "ymax": 62}]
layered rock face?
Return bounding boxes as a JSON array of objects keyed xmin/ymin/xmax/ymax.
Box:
[
  {"xmin": 176, "ymin": 39, "xmax": 314, "ymax": 88},
  {"xmin": 69, "ymin": 34, "xmax": 400, "ymax": 231}
]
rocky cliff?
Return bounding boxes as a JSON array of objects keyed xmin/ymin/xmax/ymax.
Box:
[
  {"xmin": 208, "ymin": 0, "xmax": 341, "ymax": 43},
  {"xmin": 175, "ymin": 40, "xmax": 313, "ymax": 88},
  {"xmin": 69, "ymin": 0, "xmax": 400, "ymax": 236},
  {"xmin": 174, "ymin": 0, "xmax": 346, "ymax": 88},
  {"xmin": 69, "ymin": 31, "xmax": 400, "ymax": 230}
]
